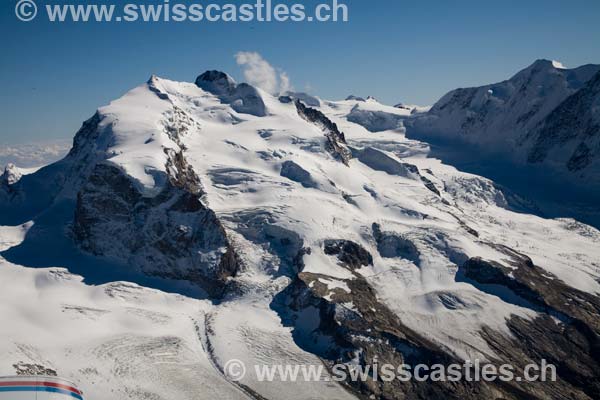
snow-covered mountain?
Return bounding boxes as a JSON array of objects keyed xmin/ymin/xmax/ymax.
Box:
[
  {"xmin": 526, "ymin": 68, "xmax": 600, "ymax": 173},
  {"xmin": 410, "ymin": 59, "xmax": 600, "ymax": 183},
  {"xmin": 1, "ymin": 70, "xmax": 600, "ymax": 400}
]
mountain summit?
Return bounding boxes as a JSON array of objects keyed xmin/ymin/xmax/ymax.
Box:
[{"xmin": 410, "ymin": 59, "xmax": 600, "ymax": 183}]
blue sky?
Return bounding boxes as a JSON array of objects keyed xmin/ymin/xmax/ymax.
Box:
[{"xmin": 1, "ymin": 0, "xmax": 599, "ymax": 143}]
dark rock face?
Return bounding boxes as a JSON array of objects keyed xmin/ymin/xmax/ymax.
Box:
[
  {"xmin": 66, "ymin": 112, "xmax": 105, "ymax": 160},
  {"xmin": 295, "ymin": 100, "xmax": 345, "ymax": 141},
  {"xmin": 448, "ymin": 212, "xmax": 479, "ymax": 237},
  {"xmin": 345, "ymin": 95, "xmax": 366, "ymax": 102},
  {"xmin": 4, "ymin": 79, "xmax": 240, "ymax": 298},
  {"xmin": 283, "ymin": 91, "xmax": 321, "ymax": 107},
  {"xmin": 72, "ymin": 83, "xmax": 241, "ymax": 297},
  {"xmin": 0, "ymin": 113, "xmax": 107, "ymax": 225},
  {"xmin": 0, "ymin": 164, "xmax": 25, "ymax": 206},
  {"xmin": 195, "ymin": 70, "xmax": 237, "ymax": 96},
  {"xmin": 460, "ymin": 245, "xmax": 600, "ymax": 399},
  {"xmin": 527, "ymin": 70, "xmax": 600, "ymax": 171},
  {"xmin": 372, "ymin": 223, "xmax": 420, "ymax": 262},
  {"xmin": 278, "ymin": 230, "xmax": 485, "ymax": 400},
  {"xmin": 295, "ymin": 100, "xmax": 353, "ymax": 165},
  {"xmin": 394, "ymin": 103, "xmax": 412, "ymax": 111},
  {"xmin": 277, "ymin": 237, "xmax": 600, "ymax": 400},
  {"xmin": 13, "ymin": 362, "xmax": 57, "ymax": 377},
  {"xmin": 323, "ymin": 239, "xmax": 373, "ymax": 270},
  {"xmin": 567, "ymin": 143, "xmax": 593, "ymax": 172},
  {"xmin": 463, "ymin": 245, "xmax": 600, "ymax": 335},
  {"xmin": 281, "ymin": 268, "xmax": 506, "ymax": 400},
  {"xmin": 1, "ymin": 164, "xmax": 22, "ymax": 186},
  {"xmin": 73, "ymin": 155, "xmax": 239, "ymax": 297},
  {"xmin": 419, "ymin": 175, "xmax": 441, "ymax": 196},
  {"xmin": 195, "ymin": 70, "xmax": 267, "ymax": 117},
  {"xmin": 481, "ymin": 314, "xmax": 599, "ymax": 400}
]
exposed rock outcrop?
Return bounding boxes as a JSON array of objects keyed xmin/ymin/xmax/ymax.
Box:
[
  {"xmin": 1, "ymin": 164, "xmax": 23, "ymax": 186},
  {"xmin": 345, "ymin": 95, "xmax": 366, "ymax": 102},
  {"xmin": 295, "ymin": 100, "xmax": 352, "ymax": 165},
  {"xmin": 526, "ymin": 70, "xmax": 600, "ymax": 172},
  {"xmin": 0, "ymin": 164, "xmax": 25, "ymax": 206},
  {"xmin": 281, "ymin": 266, "xmax": 506, "ymax": 399},
  {"xmin": 73, "ymin": 151, "xmax": 239, "ymax": 297},
  {"xmin": 195, "ymin": 70, "xmax": 267, "ymax": 117},
  {"xmin": 462, "ymin": 245, "xmax": 600, "ymax": 335},
  {"xmin": 278, "ymin": 239, "xmax": 600, "ymax": 399},
  {"xmin": 372, "ymin": 223, "xmax": 420, "ymax": 262},
  {"xmin": 323, "ymin": 239, "xmax": 373, "ymax": 270},
  {"xmin": 68, "ymin": 79, "xmax": 242, "ymax": 297},
  {"xmin": 460, "ymin": 245, "xmax": 600, "ymax": 399},
  {"xmin": 0, "ymin": 112, "xmax": 107, "ymax": 225},
  {"xmin": 282, "ymin": 91, "xmax": 321, "ymax": 107}
]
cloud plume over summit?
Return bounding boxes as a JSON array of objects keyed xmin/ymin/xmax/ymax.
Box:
[{"xmin": 235, "ymin": 51, "xmax": 292, "ymax": 94}]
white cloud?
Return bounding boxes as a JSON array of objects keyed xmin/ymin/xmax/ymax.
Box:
[
  {"xmin": 235, "ymin": 51, "xmax": 293, "ymax": 94},
  {"xmin": 279, "ymin": 71, "xmax": 292, "ymax": 93},
  {"xmin": 0, "ymin": 139, "xmax": 70, "ymax": 169}
]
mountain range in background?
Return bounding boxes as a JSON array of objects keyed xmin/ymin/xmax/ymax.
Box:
[
  {"xmin": 411, "ymin": 60, "xmax": 600, "ymax": 177},
  {"xmin": 404, "ymin": 60, "xmax": 600, "ymax": 227}
]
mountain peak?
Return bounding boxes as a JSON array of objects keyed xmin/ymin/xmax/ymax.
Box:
[
  {"xmin": 531, "ymin": 58, "xmax": 556, "ymax": 66},
  {"xmin": 195, "ymin": 70, "xmax": 237, "ymax": 96},
  {"xmin": 1, "ymin": 163, "xmax": 23, "ymax": 186},
  {"xmin": 345, "ymin": 95, "xmax": 366, "ymax": 102},
  {"xmin": 195, "ymin": 70, "xmax": 266, "ymax": 116},
  {"xmin": 412, "ymin": 59, "xmax": 600, "ymax": 185},
  {"xmin": 520, "ymin": 59, "xmax": 567, "ymax": 73},
  {"xmin": 283, "ymin": 91, "xmax": 321, "ymax": 107}
]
